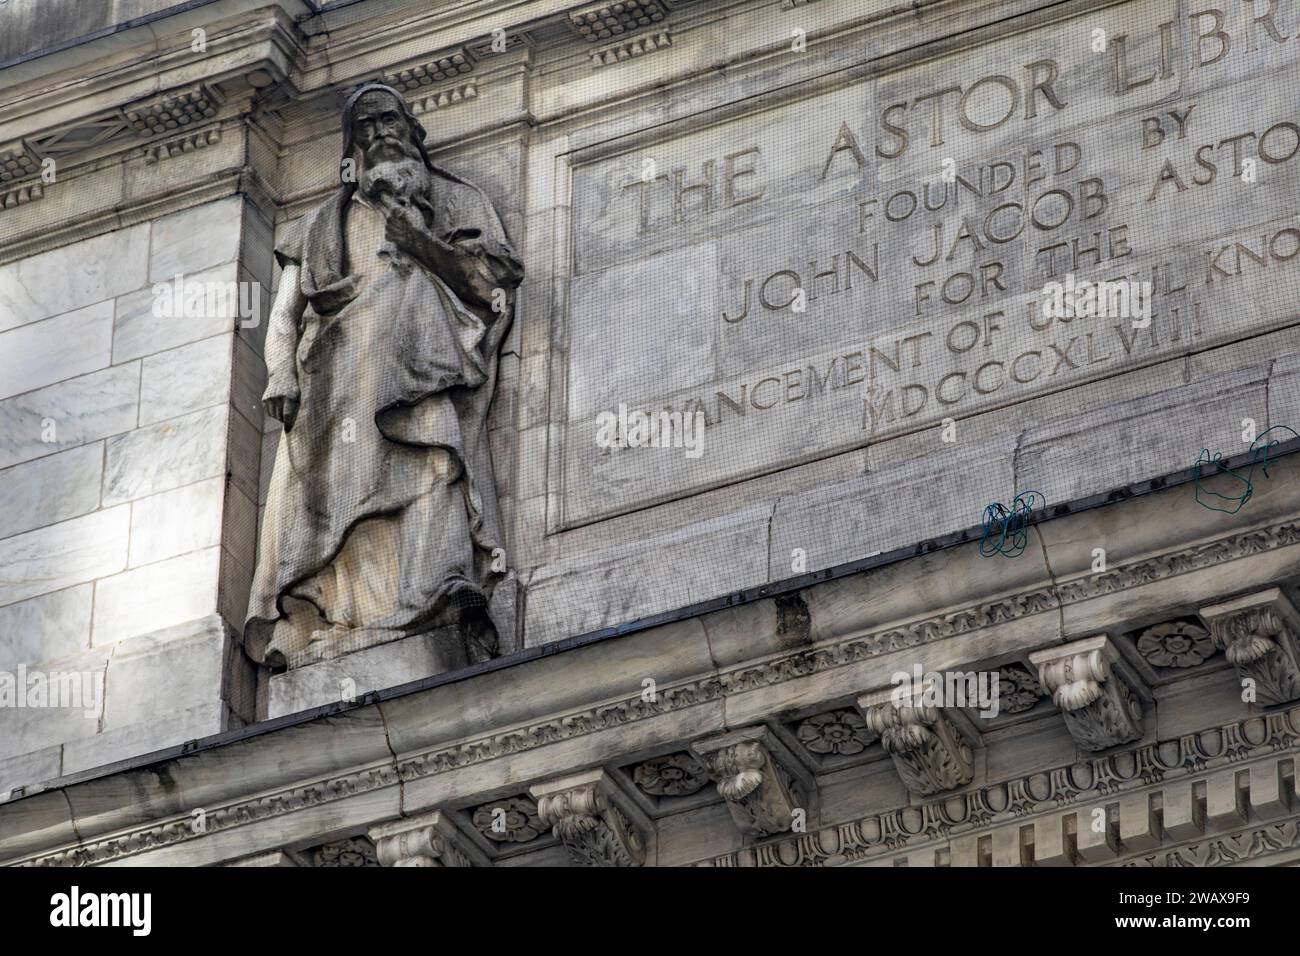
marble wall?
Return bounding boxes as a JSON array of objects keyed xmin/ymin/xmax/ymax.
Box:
[{"xmin": 0, "ymin": 195, "xmax": 269, "ymax": 792}]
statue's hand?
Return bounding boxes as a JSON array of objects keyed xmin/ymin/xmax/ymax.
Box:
[
  {"xmin": 383, "ymin": 204, "xmax": 432, "ymax": 259},
  {"xmin": 265, "ymin": 393, "xmax": 300, "ymax": 431}
]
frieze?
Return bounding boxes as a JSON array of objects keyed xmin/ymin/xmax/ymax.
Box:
[{"xmin": 1121, "ymin": 820, "xmax": 1300, "ymax": 868}]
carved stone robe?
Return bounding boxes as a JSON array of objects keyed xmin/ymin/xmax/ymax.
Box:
[{"xmin": 245, "ymin": 165, "xmax": 523, "ymax": 668}]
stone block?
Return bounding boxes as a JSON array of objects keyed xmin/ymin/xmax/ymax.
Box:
[
  {"xmin": 217, "ymin": 543, "xmax": 254, "ymax": 635},
  {"xmin": 225, "ymin": 401, "xmax": 262, "ymax": 504},
  {"xmin": 0, "ymin": 442, "xmax": 102, "ymax": 540},
  {"xmin": 1205, "ymin": 769, "xmax": 1247, "ymax": 830},
  {"xmin": 0, "ymin": 746, "xmax": 62, "ymax": 796},
  {"xmin": 1074, "ymin": 804, "xmax": 1119, "ymax": 861},
  {"xmin": 127, "ymin": 477, "xmax": 224, "ymax": 568},
  {"xmin": 1270, "ymin": 353, "xmax": 1300, "ymax": 432},
  {"xmin": 0, "ymin": 299, "xmax": 114, "ymax": 400},
  {"xmin": 1119, "ymin": 791, "xmax": 1160, "ymax": 851},
  {"xmin": 148, "ymin": 196, "xmax": 244, "ymax": 283},
  {"xmin": 769, "ymin": 444, "xmax": 1014, "ymax": 575},
  {"xmin": 267, "ymin": 634, "xmax": 467, "ymax": 719},
  {"xmin": 230, "ymin": 333, "xmax": 267, "ymax": 430},
  {"xmin": 112, "ymin": 261, "xmax": 241, "ymax": 364},
  {"xmin": 0, "ymin": 363, "xmax": 138, "ymax": 469},
  {"xmin": 1248, "ymin": 760, "xmax": 1292, "ymax": 821},
  {"xmin": 948, "ymin": 834, "xmax": 982, "ymax": 867},
  {"xmin": 1032, "ymin": 814, "xmax": 1074, "ymax": 866},
  {"xmin": 515, "ymin": 424, "xmax": 546, "ymax": 500},
  {"xmin": 219, "ymin": 482, "xmax": 258, "ymax": 571},
  {"xmin": 0, "ymin": 584, "xmax": 93, "ymax": 670},
  {"xmin": 61, "ymin": 701, "xmax": 227, "ymax": 777},
  {"xmin": 91, "ymin": 547, "xmax": 221, "ymax": 647},
  {"xmin": 1017, "ymin": 368, "xmax": 1270, "ymax": 505},
  {"xmin": 138, "ymin": 334, "xmax": 233, "ymax": 426},
  {"xmin": 0, "ymin": 647, "xmax": 111, "ymax": 761},
  {"xmin": 1161, "ymin": 780, "xmax": 1205, "ymax": 840},
  {"xmin": 523, "ymin": 504, "xmax": 769, "ymax": 643},
  {"xmin": 102, "ymin": 405, "xmax": 227, "ymax": 506},
  {"xmin": 100, "ymin": 616, "xmax": 229, "ymax": 730},
  {"xmin": 990, "ymin": 824, "xmax": 1026, "ymax": 866},
  {"xmin": 239, "ymin": 202, "xmax": 276, "ymax": 292},
  {"xmin": 0, "ymin": 224, "xmax": 149, "ymax": 332},
  {"xmin": 0, "ymin": 506, "xmax": 130, "ymax": 608}
]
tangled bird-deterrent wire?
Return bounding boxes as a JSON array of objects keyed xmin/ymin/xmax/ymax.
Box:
[
  {"xmin": 979, "ymin": 490, "xmax": 1045, "ymax": 558},
  {"xmin": 1194, "ymin": 425, "xmax": 1299, "ymax": 514}
]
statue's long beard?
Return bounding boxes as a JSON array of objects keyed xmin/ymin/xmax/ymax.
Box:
[
  {"xmin": 356, "ymin": 131, "xmax": 423, "ymax": 196},
  {"xmin": 360, "ymin": 159, "xmax": 431, "ymax": 224}
]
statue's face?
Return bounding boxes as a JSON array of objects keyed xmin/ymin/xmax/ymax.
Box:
[{"xmin": 351, "ymin": 91, "xmax": 415, "ymax": 165}]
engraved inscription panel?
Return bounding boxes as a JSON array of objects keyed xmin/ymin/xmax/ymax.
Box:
[{"xmin": 559, "ymin": 0, "xmax": 1300, "ymax": 527}]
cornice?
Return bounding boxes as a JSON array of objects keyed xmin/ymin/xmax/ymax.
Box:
[
  {"xmin": 0, "ymin": 161, "xmax": 246, "ymax": 266},
  {"xmin": 21, "ymin": 699, "xmax": 1300, "ymax": 868},
  {"xmin": 692, "ymin": 707, "xmax": 1300, "ymax": 867},
  {"xmin": 10, "ymin": 515, "xmax": 1300, "ymax": 867},
  {"xmin": 0, "ymin": 8, "xmax": 303, "ymax": 144}
]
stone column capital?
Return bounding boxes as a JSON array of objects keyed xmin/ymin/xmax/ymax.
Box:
[{"xmin": 368, "ymin": 810, "xmax": 486, "ymax": 867}]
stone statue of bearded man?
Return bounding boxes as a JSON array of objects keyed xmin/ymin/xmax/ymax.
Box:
[{"xmin": 245, "ymin": 83, "xmax": 524, "ymax": 671}]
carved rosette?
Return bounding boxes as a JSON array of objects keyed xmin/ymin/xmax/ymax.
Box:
[
  {"xmin": 309, "ymin": 837, "xmax": 380, "ymax": 867},
  {"xmin": 998, "ymin": 664, "xmax": 1044, "ymax": 714},
  {"xmin": 531, "ymin": 771, "xmax": 647, "ymax": 866},
  {"xmin": 368, "ymin": 810, "xmax": 484, "ymax": 867},
  {"xmin": 632, "ymin": 753, "xmax": 709, "ymax": 796},
  {"xmin": 1135, "ymin": 620, "xmax": 1215, "ymax": 668},
  {"xmin": 1030, "ymin": 636, "xmax": 1144, "ymax": 751},
  {"xmin": 471, "ymin": 796, "xmax": 546, "ymax": 843},
  {"xmin": 1201, "ymin": 590, "xmax": 1300, "ymax": 707},
  {"xmin": 691, "ymin": 727, "xmax": 808, "ymax": 836},
  {"xmin": 796, "ymin": 709, "xmax": 875, "ymax": 756},
  {"xmin": 858, "ymin": 689, "xmax": 974, "ymax": 795}
]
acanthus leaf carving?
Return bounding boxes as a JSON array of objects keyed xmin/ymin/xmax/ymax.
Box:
[
  {"xmin": 1201, "ymin": 589, "xmax": 1300, "ymax": 707},
  {"xmin": 1030, "ymin": 635, "xmax": 1145, "ymax": 752},
  {"xmin": 858, "ymin": 684, "xmax": 974, "ymax": 796},
  {"xmin": 691, "ymin": 727, "xmax": 809, "ymax": 837},
  {"xmin": 531, "ymin": 770, "xmax": 647, "ymax": 866}
]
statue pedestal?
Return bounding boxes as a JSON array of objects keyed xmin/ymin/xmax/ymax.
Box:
[{"xmin": 267, "ymin": 632, "xmax": 463, "ymax": 718}]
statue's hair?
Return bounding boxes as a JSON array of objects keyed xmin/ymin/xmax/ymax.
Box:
[{"xmin": 339, "ymin": 83, "xmax": 435, "ymax": 186}]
